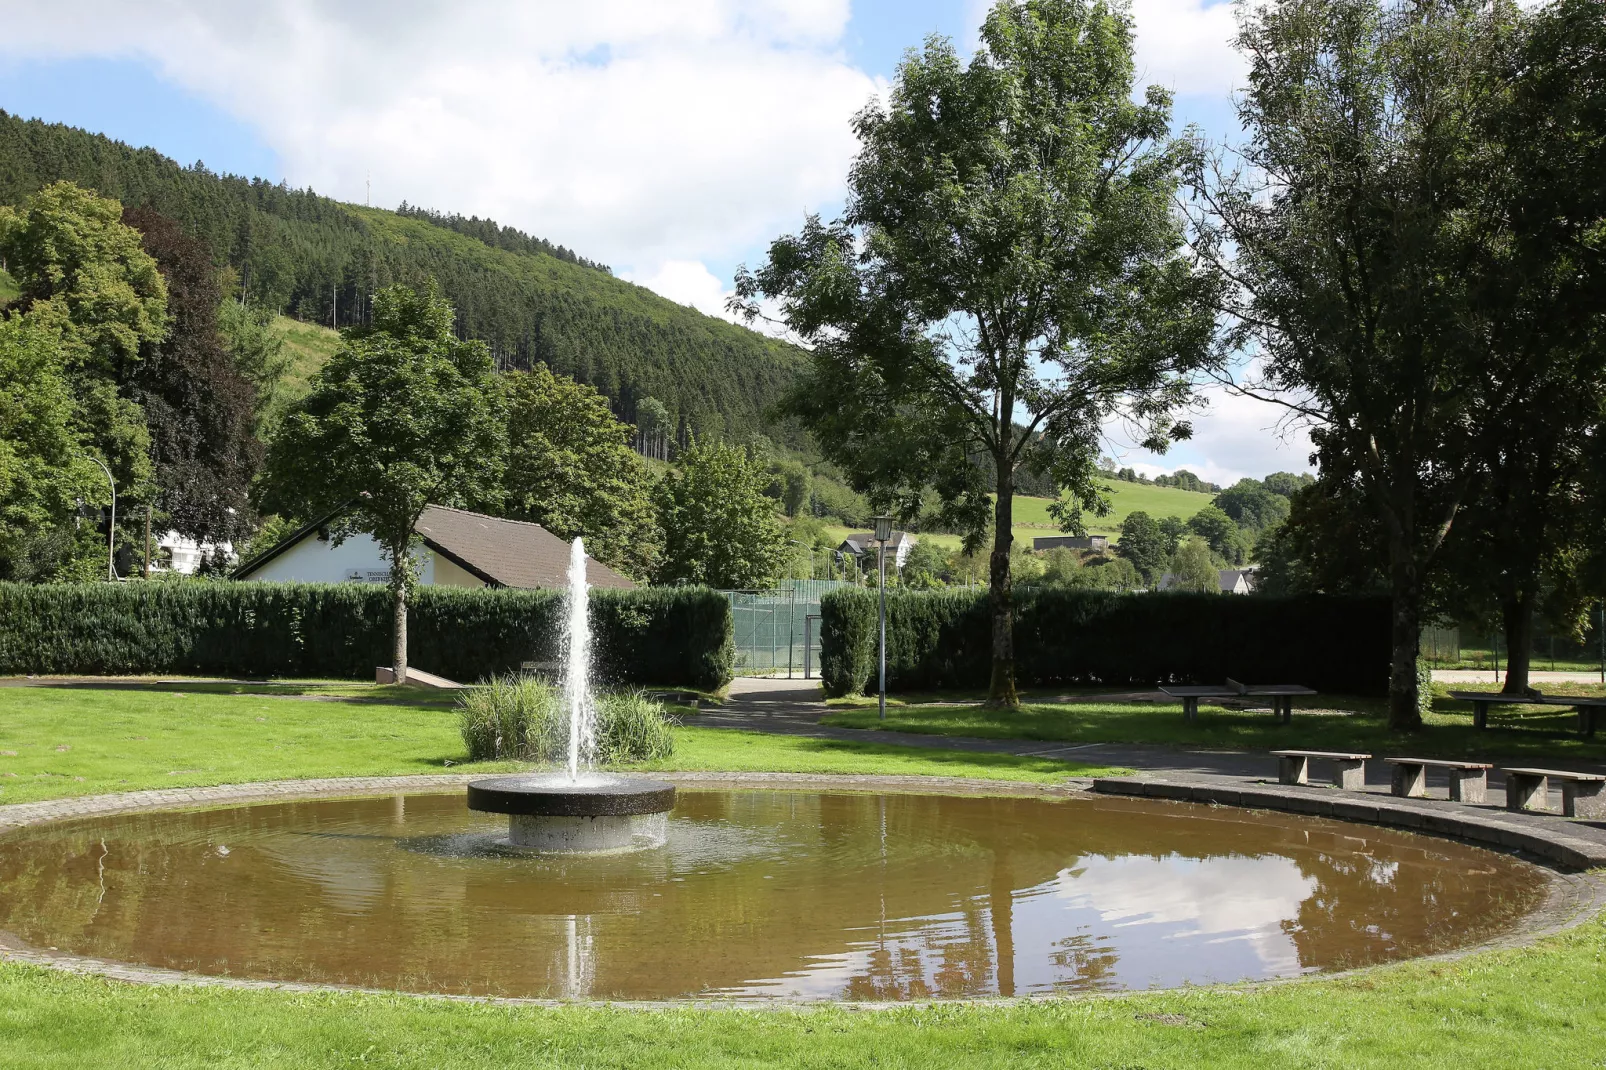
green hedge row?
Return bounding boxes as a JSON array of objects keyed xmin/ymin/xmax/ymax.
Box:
[
  {"xmin": 0, "ymin": 582, "xmax": 734, "ymax": 689},
  {"xmin": 820, "ymin": 588, "xmax": 1389, "ymax": 697}
]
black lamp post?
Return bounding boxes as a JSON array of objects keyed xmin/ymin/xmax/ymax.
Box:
[{"xmin": 872, "ymin": 515, "xmax": 893, "ymax": 720}]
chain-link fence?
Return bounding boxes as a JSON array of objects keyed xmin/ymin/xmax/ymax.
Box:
[
  {"xmin": 1422, "ymin": 612, "xmax": 1606, "ymax": 676},
  {"xmin": 721, "ymin": 580, "xmax": 852, "ymax": 677}
]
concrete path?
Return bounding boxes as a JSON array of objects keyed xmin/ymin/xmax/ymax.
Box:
[
  {"xmin": 1433, "ymin": 669, "xmax": 1605, "ymax": 685},
  {"xmin": 712, "ymin": 676, "xmax": 1606, "ymax": 807}
]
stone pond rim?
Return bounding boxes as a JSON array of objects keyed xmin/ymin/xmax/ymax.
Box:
[{"xmin": 466, "ymin": 775, "xmax": 677, "ymax": 817}]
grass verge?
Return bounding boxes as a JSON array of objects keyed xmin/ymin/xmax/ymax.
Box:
[{"xmin": 0, "ymin": 687, "xmax": 1107, "ymax": 806}]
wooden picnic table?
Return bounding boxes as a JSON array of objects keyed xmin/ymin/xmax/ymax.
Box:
[
  {"xmin": 1447, "ymin": 690, "xmax": 1606, "ymax": 736},
  {"xmin": 1159, "ymin": 680, "xmax": 1318, "ymax": 724}
]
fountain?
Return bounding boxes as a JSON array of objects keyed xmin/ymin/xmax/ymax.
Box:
[{"xmin": 466, "ymin": 537, "xmax": 676, "ymax": 852}]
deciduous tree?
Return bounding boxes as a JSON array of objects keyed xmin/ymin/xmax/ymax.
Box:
[
  {"xmin": 259, "ymin": 284, "xmax": 504, "ymax": 680},
  {"xmin": 737, "ymin": 0, "xmax": 1219, "ymax": 704},
  {"xmin": 653, "ymin": 439, "xmax": 786, "ymax": 589}
]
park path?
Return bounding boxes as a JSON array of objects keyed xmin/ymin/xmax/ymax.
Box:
[{"xmin": 707, "ymin": 676, "xmax": 1606, "ymax": 803}]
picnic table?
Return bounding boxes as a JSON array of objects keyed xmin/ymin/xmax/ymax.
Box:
[
  {"xmin": 1159, "ymin": 679, "xmax": 1318, "ymax": 724},
  {"xmin": 1448, "ymin": 690, "xmax": 1606, "ymax": 736}
]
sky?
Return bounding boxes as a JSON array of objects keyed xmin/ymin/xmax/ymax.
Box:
[{"xmin": 0, "ymin": 0, "xmax": 1310, "ymax": 486}]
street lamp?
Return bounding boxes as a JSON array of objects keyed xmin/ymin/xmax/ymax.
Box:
[
  {"xmin": 872, "ymin": 515, "xmax": 894, "ymax": 721},
  {"xmin": 85, "ymin": 456, "xmax": 117, "ymax": 581}
]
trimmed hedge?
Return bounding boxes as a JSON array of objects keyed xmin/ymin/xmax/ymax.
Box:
[
  {"xmin": 0, "ymin": 582, "xmax": 734, "ymax": 689},
  {"xmin": 820, "ymin": 587, "xmax": 1389, "ymax": 697}
]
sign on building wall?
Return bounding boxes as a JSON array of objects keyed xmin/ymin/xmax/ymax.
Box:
[{"xmin": 345, "ymin": 569, "xmax": 390, "ymax": 584}]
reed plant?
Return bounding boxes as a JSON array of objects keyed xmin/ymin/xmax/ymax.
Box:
[{"xmin": 458, "ymin": 677, "xmax": 675, "ymax": 763}]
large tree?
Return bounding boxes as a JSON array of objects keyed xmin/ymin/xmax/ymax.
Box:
[
  {"xmin": 487, "ymin": 364, "xmax": 661, "ymax": 581},
  {"xmin": 123, "ymin": 206, "xmax": 262, "ymax": 545},
  {"xmin": 735, "ymin": 0, "xmax": 1219, "ymax": 704},
  {"xmin": 260, "ymin": 284, "xmax": 504, "ymax": 680},
  {"xmin": 653, "ymin": 438, "xmax": 787, "ymax": 589},
  {"xmin": 1432, "ymin": 0, "xmax": 1606, "ymax": 693},
  {"xmin": 1193, "ymin": 0, "xmax": 1518, "ymax": 728}
]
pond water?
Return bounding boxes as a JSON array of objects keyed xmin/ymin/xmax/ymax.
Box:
[{"xmin": 0, "ymin": 789, "xmax": 1544, "ymax": 1000}]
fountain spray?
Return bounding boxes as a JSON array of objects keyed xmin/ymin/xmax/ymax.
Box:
[{"xmin": 563, "ymin": 537, "xmax": 598, "ymax": 781}]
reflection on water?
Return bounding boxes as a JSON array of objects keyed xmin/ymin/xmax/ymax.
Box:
[{"xmin": 0, "ymin": 790, "xmax": 1543, "ymax": 1000}]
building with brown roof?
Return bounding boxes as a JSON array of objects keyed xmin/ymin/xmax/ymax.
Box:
[{"xmin": 233, "ymin": 505, "xmax": 635, "ymax": 589}]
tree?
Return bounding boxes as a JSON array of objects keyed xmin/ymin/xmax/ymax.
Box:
[
  {"xmin": 1170, "ymin": 536, "xmax": 1219, "ymax": 593},
  {"xmin": 1193, "ymin": 0, "xmax": 1518, "ymax": 728},
  {"xmin": 1156, "ymin": 515, "xmax": 1188, "ymax": 556},
  {"xmin": 0, "ymin": 318, "xmax": 103, "ymax": 580},
  {"xmin": 259, "ymin": 284, "xmax": 504, "ymax": 680},
  {"xmin": 1187, "ymin": 504, "xmax": 1247, "ymax": 564},
  {"xmin": 1117, "ymin": 511, "xmax": 1169, "ymax": 583},
  {"xmin": 736, "ymin": 0, "xmax": 1220, "ymax": 704},
  {"xmin": 217, "ymin": 297, "xmax": 292, "ymax": 424},
  {"xmin": 1262, "ymin": 471, "xmax": 1312, "ymax": 498},
  {"xmin": 490, "ymin": 364, "xmax": 661, "ymax": 581},
  {"xmin": 1212, "ymin": 478, "xmax": 1290, "ymax": 533},
  {"xmin": 0, "ymin": 181, "xmax": 164, "ymax": 516},
  {"xmin": 1430, "ymin": 0, "xmax": 1606, "ymax": 693},
  {"xmin": 634, "ymin": 396, "xmax": 672, "ymax": 461},
  {"xmin": 654, "ymin": 438, "xmax": 787, "ymax": 588},
  {"xmin": 123, "ymin": 205, "xmax": 261, "ymax": 544}
]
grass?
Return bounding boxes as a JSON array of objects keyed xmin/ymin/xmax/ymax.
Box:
[
  {"xmin": 0, "ymin": 686, "xmax": 1107, "ymax": 806},
  {"xmin": 0, "ymin": 683, "xmax": 1601, "ymax": 1067},
  {"xmin": 270, "ymin": 314, "xmax": 341, "ymax": 408},
  {"xmin": 823, "ymin": 686, "xmax": 1606, "ymax": 763}
]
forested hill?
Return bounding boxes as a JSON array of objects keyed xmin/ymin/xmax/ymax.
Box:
[{"xmin": 0, "ymin": 109, "xmax": 803, "ymax": 440}]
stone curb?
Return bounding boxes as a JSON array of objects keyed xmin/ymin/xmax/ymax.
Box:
[{"xmin": 1092, "ymin": 775, "xmax": 1606, "ymax": 870}]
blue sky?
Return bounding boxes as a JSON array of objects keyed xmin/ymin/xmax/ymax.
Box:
[{"xmin": 0, "ymin": 0, "xmax": 1305, "ymax": 484}]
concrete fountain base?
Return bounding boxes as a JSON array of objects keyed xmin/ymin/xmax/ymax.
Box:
[{"xmin": 467, "ymin": 774, "xmax": 677, "ymax": 853}]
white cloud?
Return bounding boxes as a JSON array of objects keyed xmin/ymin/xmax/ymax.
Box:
[
  {"xmin": 1128, "ymin": 0, "xmax": 1245, "ymax": 98},
  {"xmin": 0, "ymin": 1, "xmax": 877, "ymax": 276},
  {"xmin": 1103, "ymin": 372, "xmax": 1317, "ymax": 486},
  {"xmin": 622, "ymin": 259, "xmax": 735, "ymax": 319}
]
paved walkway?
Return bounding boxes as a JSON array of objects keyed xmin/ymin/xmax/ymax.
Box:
[
  {"xmin": 711, "ymin": 676, "xmax": 1606, "ymax": 808},
  {"xmin": 1432, "ymin": 669, "xmax": 1605, "ymax": 685}
]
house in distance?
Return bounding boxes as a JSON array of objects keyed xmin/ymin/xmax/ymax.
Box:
[
  {"xmin": 1032, "ymin": 535, "xmax": 1109, "ymax": 553},
  {"xmin": 837, "ymin": 530, "xmax": 919, "ymax": 570},
  {"xmin": 233, "ymin": 505, "xmax": 634, "ymax": 590}
]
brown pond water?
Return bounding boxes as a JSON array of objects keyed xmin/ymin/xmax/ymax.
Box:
[{"xmin": 0, "ymin": 790, "xmax": 1545, "ymax": 1000}]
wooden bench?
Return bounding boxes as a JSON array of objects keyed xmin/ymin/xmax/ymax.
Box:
[
  {"xmin": 1448, "ymin": 690, "xmax": 1606, "ymax": 737},
  {"xmin": 1270, "ymin": 750, "xmax": 1370, "ymax": 789},
  {"xmin": 1383, "ymin": 757, "xmax": 1494, "ymax": 803},
  {"xmin": 1160, "ymin": 680, "xmax": 1318, "ymax": 725},
  {"xmin": 1500, "ymin": 767, "xmax": 1606, "ymax": 818}
]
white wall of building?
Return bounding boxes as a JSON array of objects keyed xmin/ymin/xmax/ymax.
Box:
[{"xmin": 245, "ymin": 531, "xmax": 489, "ymax": 588}]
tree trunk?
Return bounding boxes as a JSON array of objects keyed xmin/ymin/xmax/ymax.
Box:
[
  {"xmin": 987, "ymin": 460, "xmax": 1018, "ymax": 707},
  {"xmin": 1386, "ymin": 539, "xmax": 1422, "ymax": 731},
  {"xmin": 1500, "ymin": 590, "xmax": 1537, "ymax": 695},
  {"xmin": 390, "ymin": 544, "xmax": 409, "ymax": 684}
]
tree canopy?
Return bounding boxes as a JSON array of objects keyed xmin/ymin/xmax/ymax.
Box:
[
  {"xmin": 653, "ymin": 439, "xmax": 787, "ymax": 589},
  {"xmin": 737, "ymin": 0, "xmax": 1220, "ymax": 704}
]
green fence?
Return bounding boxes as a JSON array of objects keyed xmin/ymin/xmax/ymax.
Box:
[{"xmin": 722, "ymin": 580, "xmax": 852, "ymax": 677}]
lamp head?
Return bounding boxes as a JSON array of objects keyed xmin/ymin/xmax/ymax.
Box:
[{"xmin": 872, "ymin": 515, "xmax": 894, "ymax": 542}]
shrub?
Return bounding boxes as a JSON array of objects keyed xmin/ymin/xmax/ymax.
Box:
[
  {"xmin": 457, "ymin": 677, "xmax": 675, "ymax": 764},
  {"xmin": 819, "ymin": 588, "xmax": 1390, "ymax": 696},
  {"xmin": 0, "ymin": 582, "xmax": 734, "ymax": 688}
]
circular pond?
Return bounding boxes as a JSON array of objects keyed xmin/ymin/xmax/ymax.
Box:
[{"xmin": 0, "ymin": 789, "xmax": 1546, "ymax": 1000}]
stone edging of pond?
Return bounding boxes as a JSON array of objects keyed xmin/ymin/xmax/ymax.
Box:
[{"xmin": 0, "ymin": 771, "xmax": 1601, "ymax": 1010}]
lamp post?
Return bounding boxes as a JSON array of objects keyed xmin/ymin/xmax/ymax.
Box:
[
  {"xmin": 872, "ymin": 515, "xmax": 893, "ymax": 721},
  {"xmin": 86, "ymin": 456, "xmax": 116, "ymax": 581}
]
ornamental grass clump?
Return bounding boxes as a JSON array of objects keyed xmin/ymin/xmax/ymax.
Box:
[{"xmin": 458, "ymin": 677, "xmax": 675, "ymax": 764}]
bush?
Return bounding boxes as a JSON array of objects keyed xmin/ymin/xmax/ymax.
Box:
[
  {"xmin": 819, "ymin": 588, "xmax": 1390, "ymax": 697},
  {"xmin": 0, "ymin": 582, "xmax": 733, "ymax": 688},
  {"xmin": 458, "ymin": 676, "xmax": 675, "ymax": 764}
]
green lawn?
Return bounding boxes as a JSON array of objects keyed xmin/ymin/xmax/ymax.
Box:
[
  {"xmin": 0, "ymin": 686, "xmax": 1105, "ymax": 806},
  {"xmin": 0, "ymin": 684, "xmax": 1601, "ymax": 1068},
  {"xmin": 270, "ymin": 314, "xmax": 341, "ymax": 410},
  {"xmin": 824, "ymin": 687, "xmax": 1606, "ymax": 763}
]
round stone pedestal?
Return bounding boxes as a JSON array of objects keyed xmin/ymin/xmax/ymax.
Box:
[
  {"xmin": 508, "ymin": 811, "xmax": 668, "ymax": 851},
  {"xmin": 466, "ymin": 774, "xmax": 676, "ymax": 853}
]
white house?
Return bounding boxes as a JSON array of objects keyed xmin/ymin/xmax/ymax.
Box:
[
  {"xmin": 234, "ymin": 505, "xmax": 634, "ymax": 589},
  {"xmin": 837, "ymin": 530, "xmax": 918, "ymax": 570},
  {"xmin": 1157, "ymin": 568, "xmax": 1255, "ymax": 595}
]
